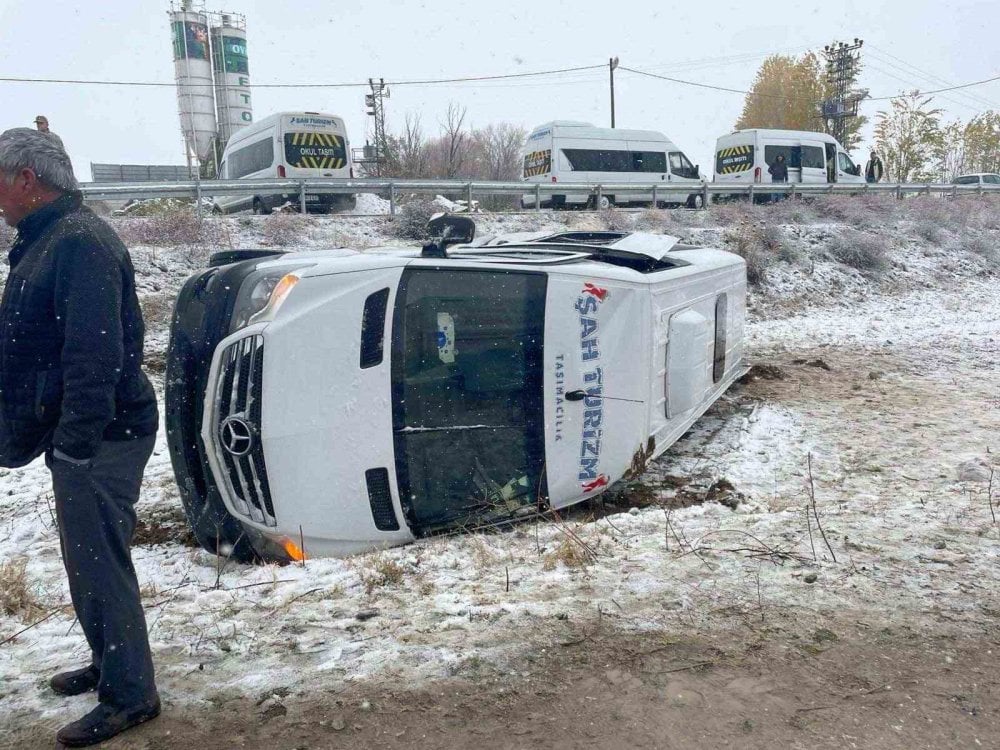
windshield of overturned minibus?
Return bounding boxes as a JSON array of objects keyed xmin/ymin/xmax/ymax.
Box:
[{"xmin": 390, "ymin": 267, "xmax": 548, "ymax": 531}]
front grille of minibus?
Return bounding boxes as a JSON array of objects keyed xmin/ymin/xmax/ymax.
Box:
[{"xmin": 214, "ymin": 335, "xmax": 276, "ymax": 527}]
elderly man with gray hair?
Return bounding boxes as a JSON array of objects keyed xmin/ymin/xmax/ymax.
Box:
[{"xmin": 0, "ymin": 128, "xmax": 160, "ymax": 746}]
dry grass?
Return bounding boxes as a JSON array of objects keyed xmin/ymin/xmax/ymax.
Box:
[
  {"xmin": 957, "ymin": 234, "xmax": 999, "ymax": 264},
  {"xmin": 827, "ymin": 230, "xmax": 890, "ymax": 276},
  {"xmin": 0, "ymin": 557, "xmax": 43, "ymax": 620},
  {"xmin": 358, "ymin": 553, "xmax": 406, "ymax": 594},
  {"xmin": 262, "ymin": 213, "xmax": 311, "ymax": 247},
  {"xmin": 116, "ymin": 210, "xmax": 219, "ymax": 248},
  {"xmin": 599, "ymin": 207, "xmax": 632, "ymax": 231},
  {"xmin": 723, "ymin": 221, "xmax": 785, "ymax": 286},
  {"xmin": 139, "ymin": 293, "xmax": 174, "ymax": 330},
  {"xmin": 542, "ymin": 537, "xmax": 592, "ymax": 571}
]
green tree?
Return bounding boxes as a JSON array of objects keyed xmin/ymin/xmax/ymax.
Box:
[
  {"xmin": 873, "ymin": 92, "xmax": 944, "ymax": 182},
  {"xmin": 961, "ymin": 111, "xmax": 1000, "ymax": 173},
  {"xmin": 735, "ymin": 53, "xmax": 825, "ymax": 132},
  {"xmin": 736, "ymin": 49, "xmax": 868, "ymax": 151}
]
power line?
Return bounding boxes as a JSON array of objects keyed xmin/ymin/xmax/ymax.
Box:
[
  {"xmin": 0, "ymin": 63, "xmax": 606, "ymax": 90},
  {"xmin": 865, "ymin": 46, "xmax": 999, "ymax": 111},
  {"xmin": 867, "ymin": 44, "xmax": 1000, "ymax": 106},
  {"xmin": 866, "ymin": 61, "xmax": 988, "ymax": 113},
  {"xmin": 620, "ymin": 64, "xmax": 1000, "ymax": 103},
  {"xmin": 3, "ymin": 60, "xmax": 998, "ymax": 104}
]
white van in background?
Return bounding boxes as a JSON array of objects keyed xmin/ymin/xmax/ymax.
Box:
[
  {"xmin": 521, "ymin": 121, "xmax": 705, "ymax": 210},
  {"xmin": 215, "ymin": 111, "xmax": 355, "ymax": 214},
  {"xmin": 713, "ymin": 128, "xmax": 864, "ymax": 197}
]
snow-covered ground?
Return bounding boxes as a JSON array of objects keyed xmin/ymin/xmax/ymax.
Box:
[{"xmin": 0, "ymin": 198, "xmax": 997, "ymax": 732}]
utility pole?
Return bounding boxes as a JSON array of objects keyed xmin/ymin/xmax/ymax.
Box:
[
  {"xmin": 365, "ymin": 78, "xmax": 389, "ymax": 177},
  {"xmin": 609, "ymin": 56, "xmax": 619, "ymax": 128},
  {"xmin": 822, "ymin": 39, "xmax": 867, "ymax": 145}
]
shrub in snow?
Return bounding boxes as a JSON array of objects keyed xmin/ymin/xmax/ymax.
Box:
[
  {"xmin": 634, "ymin": 209, "xmax": 672, "ymax": 232},
  {"xmin": 811, "ymin": 195, "xmax": 879, "ymax": 227},
  {"xmin": 723, "ymin": 221, "xmax": 776, "ymax": 286},
  {"xmin": 827, "ymin": 230, "xmax": 889, "ymax": 276},
  {"xmin": 116, "ymin": 209, "xmax": 218, "ymax": 248},
  {"xmin": 600, "ymin": 207, "xmax": 632, "ymax": 231},
  {"xmin": 914, "ymin": 220, "xmax": 944, "ymax": 244},
  {"xmin": 262, "ymin": 213, "xmax": 310, "ymax": 247},
  {"xmin": 957, "ymin": 234, "xmax": 998, "ymax": 264},
  {"xmin": 391, "ymin": 200, "xmax": 437, "ymax": 240},
  {"xmin": 710, "ymin": 201, "xmax": 758, "ymax": 227}
]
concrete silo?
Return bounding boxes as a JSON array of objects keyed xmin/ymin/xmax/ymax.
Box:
[
  {"xmin": 210, "ymin": 13, "xmax": 253, "ymax": 149},
  {"xmin": 169, "ymin": 1, "xmax": 217, "ymax": 166}
]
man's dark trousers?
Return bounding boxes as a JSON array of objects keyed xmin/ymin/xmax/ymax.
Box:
[{"xmin": 49, "ymin": 435, "xmax": 157, "ymax": 708}]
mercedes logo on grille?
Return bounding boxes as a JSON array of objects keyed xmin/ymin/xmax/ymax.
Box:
[{"xmin": 219, "ymin": 416, "xmax": 255, "ymax": 457}]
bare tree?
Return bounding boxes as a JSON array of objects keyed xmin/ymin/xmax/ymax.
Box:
[
  {"xmin": 472, "ymin": 123, "xmax": 528, "ymax": 181},
  {"xmin": 441, "ymin": 102, "xmax": 469, "ymax": 179},
  {"xmin": 382, "ymin": 113, "xmax": 429, "ymax": 178}
]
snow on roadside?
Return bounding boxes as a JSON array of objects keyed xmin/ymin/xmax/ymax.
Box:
[{"xmin": 0, "ymin": 210, "xmax": 998, "ymax": 723}]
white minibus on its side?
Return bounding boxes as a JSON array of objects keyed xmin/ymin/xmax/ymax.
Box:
[
  {"xmin": 215, "ymin": 111, "xmax": 355, "ymax": 214},
  {"xmin": 520, "ymin": 121, "xmax": 705, "ymax": 210}
]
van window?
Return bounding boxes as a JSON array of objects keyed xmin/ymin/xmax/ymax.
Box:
[
  {"xmin": 523, "ymin": 149, "xmax": 552, "ymax": 177},
  {"xmin": 716, "ymin": 145, "xmax": 754, "ymax": 174},
  {"xmin": 629, "ymin": 151, "xmax": 667, "ymax": 173},
  {"xmin": 391, "ymin": 269, "xmax": 547, "ymax": 530},
  {"xmin": 284, "ymin": 132, "xmax": 347, "ymax": 169},
  {"xmin": 838, "ymin": 152, "xmax": 857, "ymax": 174},
  {"xmin": 228, "ymin": 138, "xmax": 274, "ymax": 178},
  {"xmin": 563, "ymin": 149, "xmax": 633, "ymax": 172},
  {"xmin": 984, "ymin": 175, "xmax": 1000, "ymax": 184},
  {"xmin": 801, "ymin": 146, "xmax": 825, "ymax": 169},
  {"xmin": 669, "ymin": 152, "xmax": 696, "ymax": 178},
  {"xmin": 764, "ymin": 145, "xmax": 799, "ymax": 168},
  {"xmin": 632, "ymin": 151, "xmax": 667, "ymax": 173},
  {"xmin": 954, "ymin": 175, "xmax": 977, "ymax": 185}
]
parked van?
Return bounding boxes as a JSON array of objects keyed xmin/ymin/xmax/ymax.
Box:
[
  {"xmin": 713, "ymin": 129, "xmax": 864, "ymax": 196},
  {"xmin": 521, "ymin": 121, "xmax": 705, "ymax": 210},
  {"xmin": 215, "ymin": 111, "xmax": 355, "ymax": 214}
]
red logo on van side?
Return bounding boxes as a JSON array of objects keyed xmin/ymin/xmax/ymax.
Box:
[
  {"xmin": 582, "ymin": 283, "xmax": 608, "ymax": 302},
  {"xmin": 581, "ymin": 474, "xmax": 609, "ymax": 493}
]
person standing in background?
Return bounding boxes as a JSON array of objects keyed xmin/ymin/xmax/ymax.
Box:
[
  {"xmin": 34, "ymin": 115, "xmax": 64, "ymax": 150},
  {"xmin": 768, "ymin": 153, "xmax": 788, "ymax": 202},
  {"xmin": 865, "ymin": 150, "xmax": 884, "ymax": 183}
]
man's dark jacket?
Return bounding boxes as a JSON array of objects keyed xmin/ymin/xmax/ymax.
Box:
[{"xmin": 0, "ymin": 192, "xmax": 157, "ymax": 467}]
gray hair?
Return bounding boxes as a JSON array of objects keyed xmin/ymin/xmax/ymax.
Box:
[{"xmin": 0, "ymin": 127, "xmax": 78, "ymax": 192}]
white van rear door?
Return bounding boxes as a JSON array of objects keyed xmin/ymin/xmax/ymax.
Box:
[{"xmin": 800, "ymin": 141, "xmax": 827, "ymax": 184}]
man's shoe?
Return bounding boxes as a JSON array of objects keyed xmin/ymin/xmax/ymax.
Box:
[
  {"xmin": 55, "ymin": 697, "xmax": 161, "ymax": 747},
  {"xmin": 50, "ymin": 665, "xmax": 100, "ymax": 697}
]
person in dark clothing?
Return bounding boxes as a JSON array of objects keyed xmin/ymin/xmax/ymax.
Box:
[
  {"xmin": 865, "ymin": 150, "xmax": 884, "ymax": 183},
  {"xmin": 0, "ymin": 128, "xmax": 160, "ymax": 747},
  {"xmin": 768, "ymin": 153, "xmax": 788, "ymax": 202},
  {"xmin": 33, "ymin": 115, "xmax": 65, "ymax": 151}
]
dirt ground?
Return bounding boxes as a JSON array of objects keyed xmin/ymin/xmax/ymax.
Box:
[
  {"xmin": 6, "ymin": 334, "xmax": 995, "ymax": 750},
  {"xmin": 11, "ymin": 623, "xmax": 998, "ymax": 750}
]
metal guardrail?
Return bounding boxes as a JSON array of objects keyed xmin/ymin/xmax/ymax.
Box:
[{"xmin": 79, "ymin": 177, "xmax": 1000, "ymax": 215}]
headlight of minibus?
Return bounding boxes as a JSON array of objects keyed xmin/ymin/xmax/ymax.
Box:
[{"xmin": 230, "ymin": 264, "xmax": 314, "ymax": 332}]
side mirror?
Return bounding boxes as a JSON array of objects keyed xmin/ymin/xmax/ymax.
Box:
[
  {"xmin": 428, "ymin": 213, "xmax": 475, "ymax": 246},
  {"xmin": 421, "ymin": 213, "xmax": 476, "ymax": 258}
]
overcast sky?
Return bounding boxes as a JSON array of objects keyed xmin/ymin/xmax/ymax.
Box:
[{"xmin": 2, "ymin": 0, "xmax": 999, "ymax": 180}]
